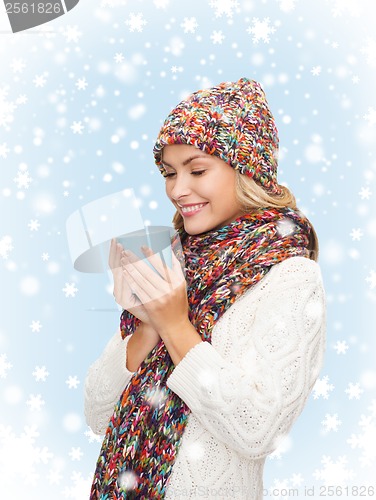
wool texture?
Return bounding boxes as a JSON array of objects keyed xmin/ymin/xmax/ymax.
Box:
[
  {"xmin": 153, "ymin": 77, "xmax": 282, "ymax": 195},
  {"xmin": 89, "ymin": 206, "xmax": 312, "ymax": 499}
]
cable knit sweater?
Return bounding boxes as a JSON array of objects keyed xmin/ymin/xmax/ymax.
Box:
[{"xmin": 84, "ymin": 256, "xmax": 326, "ymax": 499}]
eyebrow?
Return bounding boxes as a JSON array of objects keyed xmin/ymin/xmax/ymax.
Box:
[{"xmin": 162, "ymin": 154, "xmax": 210, "ymax": 169}]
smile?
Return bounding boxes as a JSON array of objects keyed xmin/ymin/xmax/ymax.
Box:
[{"xmin": 180, "ymin": 203, "xmax": 208, "ymax": 215}]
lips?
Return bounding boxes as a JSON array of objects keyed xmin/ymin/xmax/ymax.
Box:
[{"xmin": 179, "ymin": 203, "xmax": 208, "ymax": 215}]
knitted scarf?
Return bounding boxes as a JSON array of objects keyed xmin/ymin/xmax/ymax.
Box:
[{"xmin": 90, "ymin": 206, "xmax": 312, "ymax": 499}]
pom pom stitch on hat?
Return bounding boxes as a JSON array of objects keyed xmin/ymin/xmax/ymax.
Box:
[{"xmin": 153, "ymin": 77, "xmax": 283, "ymax": 196}]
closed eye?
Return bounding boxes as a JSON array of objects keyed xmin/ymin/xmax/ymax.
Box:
[{"xmin": 164, "ymin": 170, "xmax": 206, "ymax": 178}]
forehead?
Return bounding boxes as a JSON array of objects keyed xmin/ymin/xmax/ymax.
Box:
[{"xmin": 162, "ymin": 144, "xmax": 210, "ymax": 163}]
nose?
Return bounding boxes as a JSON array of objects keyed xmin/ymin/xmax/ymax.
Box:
[{"xmin": 167, "ymin": 172, "xmax": 192, "ymax": 202}]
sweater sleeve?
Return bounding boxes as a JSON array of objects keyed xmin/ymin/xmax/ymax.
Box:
[
  {"xmin": 84, "ymin": 331, "xmax": 135, "ymax": 435},
  {"xmin": 166, "ymin": 257, "xmax": 326, "ymax": 459}
]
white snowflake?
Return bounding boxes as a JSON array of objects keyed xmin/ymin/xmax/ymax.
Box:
[
  {"xmin": 364, "ymin": 107, "xmax": 376, "ymax": 126},
  {"xmin": 313, "ymin": 455, "xmax": 355, "ymax": 486},
  {"xmin": 0, "ymin": 353, "xmax": 13, "ymax": 379},
  {"xmin": 0, "ymin": 86, "xmax": 17, "ymax": 129},
  {"xmin": 63, "ymin": 282, "xmax": 79, "ymax": 298},
  {"xmin": 33, "ymin": 74, "xmax": 48, "ymax": 88},
  {"xmin": 76, "ymin": 78, "xmax": 88, "ymax": 90},
  {"xmin": 13, "ymin": 169, "xmax": 33, "ymax": 189},
  {"xmin": 0, "ymin": 425, "xmax": 53, "ymax": 488},
  {"xmin": 84, "ymin": 427, "xmax": 103, "ymax": 443},
  {"xmin": 125, "ymin": 13, "xmax": 147, "ymax": 33},
  {"xmin": 313, "ymin": 376, "xmax": 335, "ymax": 400},
  {"xmin": 361, "ymin": 37, "xmax": 376, "ymax": 67},
  {"xmin": 209, "ymin": 0, "xmax": 239, "ymax": 18},
  {"xmin": 0, "ymin": 142, "xmax": 10, "ymax": 158},
  {"xmin": 114, "ymin": 52, "xmax": 124, "ymax": 63},
  {"xmin": 47, "ymin": 469, "xmax": 63, "ymax": 485},
  {"xmin": 32, "ymin": 366, "xmax": 49, "ymax": 382},
  {"xmin": 326, "ymin": 0, "xmax": 361, "ymax": 18},
  {"xmin": 0, "ymin": 235, "xmax": 13, "ymax": 259},
  {"xmin": 322, "ymin": 413, "xmax": 342, "ymax": 432},
  {"xmin": 62, "ymin": 25, "xmax": 83, "ymax": 43},
  {"xmin": 311, "ymin": 66, "xmax": 322, "ymax": 76},
  {"xmin": 10, "ymin": 58, "xmax": 26, "ymax": 73},
  {"xmin": 333, "ymin": 340, "xmax": 349, "ymax": 354},
  {"xmin": 66, "ymin": 375, "xmax": 80, "ymax": 389},
  {"xmin": 247, "ymin": 18, "xmax": 276, "ymax": 44},
  {"xmin": 71, "ymin": 121, "xmax": 85, "ymax": 134},
  {"xmin": 366, "ymin": 270, "xmax": 376, "ymax": 290},
  {"xmin": 276, "ymin": 0, "xmax": 297, "ymax": 12},
  {"xmin": 69, "ymin": 447, "xmax": 83, "ymax": 461},
  {"xmin": 42, "ymin": 253, "xmax": 50, "ymax": 261},
  {"xmin": 349, "ymin": 228, "xmax": 363, "ymax": 241},
  {"xmin": 30, "ymin": 320, "xmax": 42, "ymax": 333},
  {"xmin": 359, "ymin": 186, "xmax": 372, "ymax": 199},
  {"xmin": 26, "ymin": 394, "xmax": 45, "ymax": 411},
  {"xmin": 181, "ymin": 17, "xmax": 199, "ymax": 34},
  {"xmin": 210, "ymin": 30, "xmax": 225, "ymax": 44},
  {"xmin": 347, "ymin": 400, "xmax": 376, "ymax": 466},
  {"xmin": 61, "ymin": 471, "xmax": 93, "ymax": 498},
  {"xmin": 28, "ymin": 219, "xmax": 40, "ymax": 231},
  {"xmin": 345, "ymin": 382, "xmax": 364, "ymax": 400}
]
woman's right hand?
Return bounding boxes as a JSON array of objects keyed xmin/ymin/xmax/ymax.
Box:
[{"xmin": 109, "ymin": 238, "xmax": 151, "ymax": 324}]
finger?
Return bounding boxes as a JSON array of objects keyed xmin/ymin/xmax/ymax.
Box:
[
  {"xmin": 140, "ymin": 246, "xmax": 174, "ymax": 283},
  {"xmin": 109, "ymin": 238, "xmax": 117, "ymax": 269}
]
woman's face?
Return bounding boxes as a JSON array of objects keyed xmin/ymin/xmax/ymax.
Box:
[{"xmin": 162, "ymin": 144, "xmax": 244, "ymax": 235}]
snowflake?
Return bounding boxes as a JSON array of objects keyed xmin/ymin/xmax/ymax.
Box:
[
  {"xmin": 313, "ymin": 376, "xmax": 335, "ymax": 400},
  {"xmin": 0, "ymin": 235, "xmax": 13, "ymax": 259},
  {"xmin": 326, "ymin": 0, "xmax": 361, "ymax": 18},
  {"xmin": 364, "ymin": 107, "xmax": 376, "ymax": 126},
  {"xmin": 247, "ymin": 17, "xmax": 276, "ymax": 44},
  {"xmin": 0, "ymin": 142, "xmax": 10, "ymax": 158},
  {"xmin": 347, "ymin": 404, "xmax": 376, "ymax": 466},
  {"xmin": 71, "ymin": 121, "xmax": 85, "ymax": 134},
  {"xmin": 181, "ymin": 17, "xmax": 198, "ymax": 34},
  {"xmin": 333, "ymin": 340, "xmax": 349, "ymax": 354},
  {"xmin": 345, "ymin": 382, "xmax": 364, "ymax": 400},
  {"xmin": 311, "ymin": 66, "xmax": 322, "ymax": 76},
  {"xmin": 66, "ymin": 375, "xmax": 80, "ymax": 389},
  {"xmin": 61, "ymin": 471, "xmax": 93, "ymax": 498},
  {"xmin": 10, "ymin": 58, "xmax": 26, "ymax": 73},
  {"xmin": 209, "ymin": 0, "xmax": 239, "ymax": 18},
  {"xmin": 0, "ymin": 425, "xmax": 53, "ymax": 488},
  {"xmin": 366, "ymin": 270, "xmax": 376, "ymax": 290},
  {"xmin": 153, "ymin": 0, "xmax": 169, "ymax": 7},
  {"xmin": 0, "ymin": 353, "xmax": 13, "ymax": 379},
  {"xmin": 0, "ymin": 86, "xmax": 17, "ymax": 129},
  {"xmin": 63, "ymin": 282, "xmax": 79, "ymax": 298},
  {"xmin": 76, "ymin": 78, "xmax": 88, "ymax": 90},
  {"xmin": 361, "ymin": 37, "xmax": 376, "ymax": 67},
  {"xmin": 13, "ymin": 169, "xmax": 33, "ymax": 189},
  {"xmin": 62, "ymin": 25, "xmax": 83, "ymax": 43},
  {"xmin": 47, "ymin": 469, "xmax": 63, "ymax": 485},
  {"xmin": 359, "ymin": 186, "xmax": 372, "ymax": 199},
  {"xmin": 28, "ymin": 219, "xmax": 40, "ymax": 231},
  {"xmin": 276, "ymin": 0, "xmax": 297, "ymax": 12},
  {"xmin": 125, "ymin": 13, "xmax": 147, "ymax": 32},
  {"xmin": 114, "ymin": 52, "xmax": 124, "ymax": 63},
  {"xmin": 32, "ymin": 366, "xmax": 49, "ymax": 382},
  {"xmin": 69, "ymin": 447, "xmax": 84, "ymax": 461},
  {"xmin": 30, "ymin": 320, "xmax": 42, "ymax": 333},
  {"xmin": 322, "ymin": 413, "xmax": 342, "ymax": 433},
  {"xmin": 349, "ymin": 228, "xmax": 363, "ymax": 241},
  {"xmin": 211, "ymin": 30, "xmax": 225, "ymax": 44},
  {"xmin": 26, "ymin": 394, "xmax": 45, "ymax": 411},
  {"xmin": 33, "ymin": 74, "xmax": 48, "ymax": 88},
  {"xmin": 84, "ymin": 427, "xmax": 103, "ymax": 443},
  {"xmin": 42, "ymin": 253, "xmax": 50, "ymax": 261},
  {"xmin": 313, "ymin": 455, "xmax": 355, "ymax": 486}
]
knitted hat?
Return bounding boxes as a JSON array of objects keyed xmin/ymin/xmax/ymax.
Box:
[{"xmin": 153, "ymin": 77, "xmax": 283, "ymax": 196}]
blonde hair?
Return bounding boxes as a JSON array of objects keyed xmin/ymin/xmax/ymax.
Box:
[{"xmin": 171, "ymin": 172, "xmax": 319, "ymax": 262}]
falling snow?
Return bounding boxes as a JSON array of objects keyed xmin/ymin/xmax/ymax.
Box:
[
  {"xmin": 313, "ymin": 376, "xmax": 335, "ymax": 400},
  {"xmin": 62, "ymin": 283, "xmax": 79, "ymax": 298},
  {"xmin": 209, "ymin": 0, "xmax": 239, "ymax": 18},
  {"xmin": 0, "ymin": 354, "xmax": 13, "ymax": 379},
  {"xmin": 247, "ymin": 18, "xmax": 276, "ymax": 44},
  {"xmin": 125, "ymin": 13, "xmax": 147, "ymax": 32}
]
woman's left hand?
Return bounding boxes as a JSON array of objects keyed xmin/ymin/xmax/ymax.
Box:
[{"xmin": 121, "ymin": 247, "xmax": 189, "ymax": 335}]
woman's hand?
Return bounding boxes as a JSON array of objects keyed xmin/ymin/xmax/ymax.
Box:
[
  {"xmin": 121, "ymin": 246, "xmax": 189, "ymax": 335},
  {"xmin": 109, "ymin": 238, "xmax": 151, "ymax": 324}
]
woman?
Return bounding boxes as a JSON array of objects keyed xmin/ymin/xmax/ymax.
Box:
[{"xmin": 85, "ymin": 77, "xmax": 326, "ymax": 499}]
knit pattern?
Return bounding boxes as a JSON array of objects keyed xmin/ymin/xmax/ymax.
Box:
[
  {"xmin": 153, "ymin": 78, "xmax": 282, "ymax": 195},
  {"xmin": 89, "ymin": 206, "xmax": 312, "ymax": 499}
]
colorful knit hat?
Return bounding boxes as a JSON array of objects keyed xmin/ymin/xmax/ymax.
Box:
[{"xmin": 153, "ymin": 77, "xmax": 283, "ymax": 195}]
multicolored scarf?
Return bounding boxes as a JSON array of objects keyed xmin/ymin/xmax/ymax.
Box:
[{"xmin": 90, "ymin": 206, "xmax": 312, "ymax": 499}]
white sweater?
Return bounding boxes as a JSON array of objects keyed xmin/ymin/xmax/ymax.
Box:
[{"xmin": 84, "ymin": 256, "xmax": 326, "ymax": 499}]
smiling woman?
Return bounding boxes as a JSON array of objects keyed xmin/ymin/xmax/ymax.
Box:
[{"xmin": 84, "ymin": 77, "xmax": 326, "ymax": 499}]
